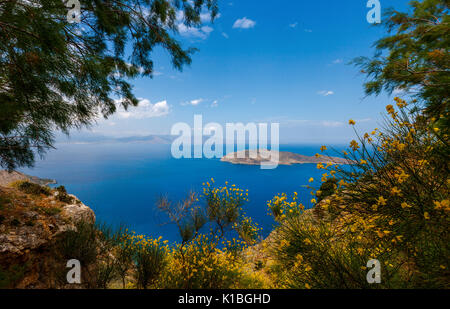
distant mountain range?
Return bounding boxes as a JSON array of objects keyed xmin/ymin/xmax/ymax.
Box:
[{"xmin": 57, "ymin": 133, "xmax": 175, "ymax": 145}]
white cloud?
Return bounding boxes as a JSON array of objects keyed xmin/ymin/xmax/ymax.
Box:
[
  {"xmin": 304, "ymin": 29, "xmax": 313, "ymax": 33},
  {"xmin": 222, "ymin": 32, "xmax": 229, "ymax": 39},
  {"xmin": 178, "ymin": 24, "xmax": 214, "ymax": 39},
  {"xmin": 233, "ymin": 17, "xmax": 256, "ymax": 29},
  {"xmin": 211, "ymin": 100, "xmax": 219, "ymax": 107},
  {"xmin": 289, "ymin": 22, "xmax": 298, "ymax": 28},
  {"xmin": 332, "ymin": 59, "xmax": 343, "ymax": 64},
  {"xmin": 200, "ymin": 12, "xmax": 220, "ymax": 23},
  {"xmin": 117, "ymin": 99, "xmax": 170, "ymax": 119},
  {"xmin": 317, "ymin": 90, "xmax": 334, "ymax": 96},
  {"xmin": 182, "ymin": 98, "xmax": 204, "ymax": 106},
  {"xmin": 176, "ymin": 11, "xmax": 217, "ymax": 40}
]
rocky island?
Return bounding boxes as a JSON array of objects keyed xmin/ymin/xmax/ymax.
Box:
[{"xmin": 221, "ymin": 150, "xmax": 351, "ymax": 166}]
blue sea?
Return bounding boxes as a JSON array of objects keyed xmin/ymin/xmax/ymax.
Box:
[{"xmin": 20, "ymin": 143, "xmax": 345, "ymax": 242}]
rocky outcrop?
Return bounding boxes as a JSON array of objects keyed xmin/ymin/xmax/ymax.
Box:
[
  {"xmin": 0, "ymin": 183, "xmax": 95, "ymax": 288},
  {"xmin": 0, "ymin": 200, "xmax": 95, "ymax": 255}
]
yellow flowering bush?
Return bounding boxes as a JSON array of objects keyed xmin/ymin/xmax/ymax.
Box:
[
  {"xmin": 155, "ymin": 180, "xmax": 264, "ymax": 289},
  {"xmin": 267, "ymin": 192, "xmax": 304, "ymax": 222},
  {"xmin": 161, "ymin": 234, "xmax": 263, "ymax": 289},
  {"xmin": 269, "ymin": 98, "xmax": 449, "ymax": 288}
]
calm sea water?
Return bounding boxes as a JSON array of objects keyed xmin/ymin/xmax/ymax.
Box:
[{"xmin": 20, "ymin": 143, "xmax": 345, "ymax": 242}]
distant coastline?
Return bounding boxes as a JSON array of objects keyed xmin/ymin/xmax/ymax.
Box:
[
  {"xmin": 221, "ymin": 150, "xmax": 351, "ymax": 166},
  {"xmin": 0, "ymin": 170, "xmax": 56, "ymax": 187}
]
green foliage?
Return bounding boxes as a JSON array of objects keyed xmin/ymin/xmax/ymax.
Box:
[
  {"xmin": 271, "ymin": 217, "xmax": 376, "ymax": 289},
  {"xmin": 111, "ymin": 227, "xmax": 135, "ymax": 288},
  {"xmin": 316, "ymin": 178, "xmax": 337, "ymax": 203},
  {"xmin": 0, "ymin": 0, "xmax": 218, "ymax": 170},
  {"xmin": 270, "ymin": 99, "xmax": 449, "ymax": 289},
  {"xmin": 162, "ymin": 234, "xmax": 247, "ymax": 289},
  {"xmin": 41, "ymin": 206, "xmax": 62, "ymax": 216},
  {"xmin": 157, "ymin": 180, "xmax": 253, "ymax": 244},
  {"xmin": 267, "ymin": 192, "xmax": 304, "ymax": 222},
  {"xmin": 55, "ymin": 185, "xmax": 75, "ymax": 204},
  {"xmin": 133, "ymin": 237, "xmax": 167, "ymax": 289},
  {"xmin": 157, "ymin": 180, "xmax": 263, "ymax": 289},
  {"xmin": 353, "ymin": 0, "xmax": 449, "ymax": 122},
  {"xmin": 234, "ymin": 216, "xmax": 261, "ymax": 245},
  {"xmin": 56, "ymin": 221, "xmax": 98, "ymax": 266},
  {"xmin": 0, "ymin": 264, "xmax": 28, "ymax": 289},
  {"xmin": 12, "ymin": 181, "xmax": 51, "ymax": 196}
]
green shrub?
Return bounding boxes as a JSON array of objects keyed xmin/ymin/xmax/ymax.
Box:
[
  {"xmin": 0, "ymin": 264, "xmax": 28, "ymax": 288},
  {"xmin": 55, "ymin": 186, "xmax": 75, "ymax": 204},
  {"xmin": 269, "ymin": 99, "xmax": 449, "ymax": 289},
  {"xmin": 56, "ymin": 222, "xmax": 98, "ymax": 266},
  {"xmin": 133, "ymin": 237, "xmax": 167, "ymax": 289},
  {"xmin": 270, "ymin": 217, "xmax": 397, "ymax": 289},
  {"xmin": 111, "ymin": 227, "xmax": 135, "ymax": 288},
  {"xmin": 316, "ymin": 178, "xmax": 337, "ymax": 203},
  {"xmin": 12, "ymin": 181, "xmax": 51, "ymax": 196},
  {"xmin": 41, "ymin": 207, "xmax": 61, "ymax": 216}
]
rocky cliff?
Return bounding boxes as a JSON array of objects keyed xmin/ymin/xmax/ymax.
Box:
[{"xmin": 0, "ymin": 171, "xmax": 95, "ymax": 288}]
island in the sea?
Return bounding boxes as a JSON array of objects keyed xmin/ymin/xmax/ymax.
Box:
[{"xmin": 221, "ymin": 150, "xmax": 351, "ymax": 166}]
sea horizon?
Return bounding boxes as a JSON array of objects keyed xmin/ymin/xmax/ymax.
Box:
[{"xmin": 19, "ymin": 142, "xmax": 346, "ymax": 242}]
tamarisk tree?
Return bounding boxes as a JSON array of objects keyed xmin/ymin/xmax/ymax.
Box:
[
  {"xmin": 354, "ymin": 0, "xmax": 449, "ymax": 124},
  {"xmin": 0, "ymin": 0, "xmax": 218, "ymax": 170}
]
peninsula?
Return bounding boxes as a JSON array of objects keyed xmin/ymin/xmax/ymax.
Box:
[{"xmin": 220, "ymin": 150, "xmax": 351, "ymax": 166}]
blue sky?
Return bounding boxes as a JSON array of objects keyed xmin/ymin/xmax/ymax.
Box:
[{"xmin": 70, "ymin": 0, "xmax": 412, "ymax": 144}]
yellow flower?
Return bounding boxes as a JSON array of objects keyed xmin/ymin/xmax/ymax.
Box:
[
  {"xmin": 401, "ymin": 202, "xmax": 411, "ymax": 209},
  {"xmin": 348, "ymin": 119, "xmax": 356, "ymax": 125},
  {"xmin": 391, "ymin": 187, "xmax": 401, "ymax": 196},
  {"xmin": 350, "ymin": 140, "xmax": 360, "ymax": 151},
  {"xmin": 377, "ymin": 196, "xmax": 387, "ymax": 206},
  {"xmin": 309, "ymin": 177, "xmax": 314, "ymax": 183},
  {"xmin": 320, "ymin": 145, "xmax": 327, "ymax": 152},
  {"xmin": 386, "ymin": 104, "xmax": 395, "ymax": 114},
  {"xmin": 424, "ymin": 212, "xmax": 430, "ymax": 220},
  {"xmin": 360, "ymin": 159, "xmax": 367, "ymax": 165},
  {"xmin": 305, "ymin": 283, "xmax": 311, "ymax": 289}
]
